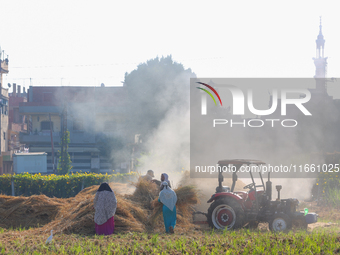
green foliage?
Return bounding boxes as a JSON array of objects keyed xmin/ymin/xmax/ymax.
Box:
[
  {"xmin": 316, "ymin": 171, "xmax": 340, "ymax": 207},
  {"xmin": 1, "ymin": 230, "xmax": 340, "ymax": 254},
  {"xmin": 57, "ymin": 130, "xmax": 72, "ymax": 175},
  {"xmin": 0, "ymin": 172, "xmax": 137, "ymax": 198}
]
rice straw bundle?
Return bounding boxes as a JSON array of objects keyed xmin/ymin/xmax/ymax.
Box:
[
  {"xmin": 0, "ymin": 194, "xmax": 64, "ymax": 229},
  {"xmin": 44, "ymin": 189, "xmax": 147, "ymax": 234},
  {"xmin": 128, "ymin": 179, "xmax": 159, "ymax": 209},
  {"xmin": 175, "ymin": 185, "xmax": 199, "ymax": 216},
  {"xmin": 0, "ymin": 180, "xmax": 199, "ymax": 234},
  {"xmin": 148, "ymin": 185, "xmax": 199, "ymax": 229}
]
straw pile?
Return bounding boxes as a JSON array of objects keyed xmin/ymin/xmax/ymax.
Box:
[
  {"xmin": 127, "ymin": 179, "xmax": 159, "ymax": 209},
  {"xmin": 0, "ymin": 195, "xmax": 64, "ymax": 229},
  {"xmin": 44, "ymin": 185, "xmax": 147, "ymax": 235},
  {"xmin": 0, "ymin": 179, "xmax": 199, "ymax": 234},
  {"xmin": 149, "ymin": 185, "xmax": 199, "ymax": 227}
]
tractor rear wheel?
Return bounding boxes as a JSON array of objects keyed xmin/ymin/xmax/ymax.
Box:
[
  {"xmin": 269, "ymin": 213, "xmax": 292, "ymax": 232},
  {"xmin": 207, "ymin": 198, "xmax": 244, "ymax": 230}
]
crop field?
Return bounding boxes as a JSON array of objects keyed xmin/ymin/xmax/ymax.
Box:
[
  {"xmin": 1, "ymin": 227, "xmax": 340, "ymax": 254},
  {"xmin": 1, "ymin": 176, "xmax": 340, "ymax": 254}
]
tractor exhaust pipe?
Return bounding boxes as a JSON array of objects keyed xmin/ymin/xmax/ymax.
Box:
[
  {"xmin": 266, "ymin": 172, "xmax": 272, "ymax": 200},
  {"xmin": 276, "ymin": 185, "xmax": 282, "ymax": 201}
]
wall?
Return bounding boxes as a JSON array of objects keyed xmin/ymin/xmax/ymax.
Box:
[
  {"xmin": 13, "ymin": 153, "xmax": 47, "ymax": 173},
  {"xmin": 31, "ymin": 114, "xmax": 61, "ymax": 133}
]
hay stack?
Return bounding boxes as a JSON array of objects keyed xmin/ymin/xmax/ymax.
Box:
[
  {"xmin": 0, "ymin": 179, "xmax": 199, "ymax": 234},
  {"xmin": 0, "ymin": 184, "xmax": 148, "ymax": 234},
  {"xmin": 0, "ymin": 195, "xmax": 64, "ymax": 229},
  {"xmin": 149, "ymin": 185, "xmax": 199, "ymax": 231},
  {"xmin": 128, "ymin": 179, "xmax": 159, "ymax": 209},
  {"xmin": 43, "ymin": 184, "xmax": 148, "ymax": 234}
]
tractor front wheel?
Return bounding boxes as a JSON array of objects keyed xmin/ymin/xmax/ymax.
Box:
[
  {"xmin": 207, "ymin": 198, "xmax": 244, "ymax": 230},
  {"xmin": 269, "ymin": 213, "xmax": 292, "ymax": 232}
]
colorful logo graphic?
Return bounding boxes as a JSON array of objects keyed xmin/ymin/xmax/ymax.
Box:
[{"xmin": 196, "ymin": 82, "xmax": 223, "ymax": 106}]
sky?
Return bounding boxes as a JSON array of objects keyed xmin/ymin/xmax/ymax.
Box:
[{"xmin": 1, "ymin": 0, "xmax": 340, "ymax": 91}]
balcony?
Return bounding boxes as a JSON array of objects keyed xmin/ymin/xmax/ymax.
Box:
[
  {"xmin": 19, "ymin": 102, "xmax": 61, "ymax": 115},
  {"xmin": 20, "ymin": 131, "xmax": 61, "ymax": 144}
]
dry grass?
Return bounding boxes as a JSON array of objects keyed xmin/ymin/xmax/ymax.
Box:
[
  {"xmin": 0, "ymin": 180, "xmax": 199, "ymax": 235},
  {"xmin": 148, "ymin": 185, "xmax": 199, "ymax": 233},
  {"xmin": 0, "ymin": 195, "xmax": 65, "ymax": 229},
  {"xmin": 127, "ymin": 179, "xmax": 159, "ymax": 209}
]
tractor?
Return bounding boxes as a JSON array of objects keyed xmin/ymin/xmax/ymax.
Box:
[{"xmin": 195, "ymin": 159, "xmax": 318, "ymax": 232}]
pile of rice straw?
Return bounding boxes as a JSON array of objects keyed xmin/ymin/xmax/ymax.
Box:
[
  {"xmin": 0, "ymin": 179, "xmax": 199, "ymax": 234},
  {"xmin": 45, "ymin": 185, "xmax": 147, "ymax": 235},
  {"xmin": 149, "ymin": 185, "xmax": 199, "ymax": 227},
  {"xmin": 127, "ymin": 179, "xmax": 159, "ymax": 209},
  {"xmin": 0, "ymin": 195, "xmax": 64, "ymax": 229}
]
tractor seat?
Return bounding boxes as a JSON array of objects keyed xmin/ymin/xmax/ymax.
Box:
[{"xmin": 216, "ymin": 186, "xmax": 230, "ymax": 193}]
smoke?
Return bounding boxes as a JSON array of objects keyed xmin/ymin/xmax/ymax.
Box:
[
  {"xmin": 131, "ymin": 62, "xmax": 193, "ymax": 184},
  {"xmin": 131, "ymin": 74, "xmax": 338, "ymax": 203},
  {"xmin": 47, "ymin": 68, "xmax": 338, "ymax": 204},
  {"xmin": 188, "ymin": 78, "xmax": 340, "ymax": 202},
  {"xmin": 49, "ymin": 86, "xmax": 130, "ymax": 172},
  {"xmin": 136, "ymin": 105, "xmax": 190, "ymax": 183}
]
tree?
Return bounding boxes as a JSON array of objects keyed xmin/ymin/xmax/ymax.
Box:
[
  {"xmin": 123, "ymin": 55, "xmax": 196, "ymax": 139},
  {"xmin": 57, "ymin": 130, "xmax": 72, "ymax": 174}
]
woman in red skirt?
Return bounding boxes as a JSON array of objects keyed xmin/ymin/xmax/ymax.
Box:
[{"xmin": 94, "ymin": 183, "xmax": 117, "ymax": 235}]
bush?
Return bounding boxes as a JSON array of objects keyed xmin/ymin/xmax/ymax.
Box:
[
  {"xmin": 0, "ymin": 172, "xmax": 138, "ymax": 198},
  {"xmin": 315, "ymin": 171, "xmax": 340, "ymax": 207}
]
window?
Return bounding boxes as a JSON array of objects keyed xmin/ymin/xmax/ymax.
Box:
[
  {"xmin": 73, "ymin": 119, "xmax": 84, "ymax": 131},
  {"xmin": 41, "ymin": 121, "xmax": 53, "ymax": 131},
  {"xmin": 3, "ymin": 132, "xmax": 5, "ymax": 140}
]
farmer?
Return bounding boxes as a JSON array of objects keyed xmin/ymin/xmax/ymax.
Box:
[
  {"xmin": 94, "ymin": 182, "xmax": 117, "ymax": 235},
  {"xmin": 139, "ymin": 169, "xmax": 155, "ymax": 182},
  {"xmin": 158, "ymin": 181, "xmax": 177, "ymax": 234},
  {"xmin": 160, "ymin": 173, "xmax": 171, "ymax": 189}
]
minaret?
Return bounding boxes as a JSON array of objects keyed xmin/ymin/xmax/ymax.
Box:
[{"xmin": 313, "ymin": 17, "xmax": 327, "ymax": 92}]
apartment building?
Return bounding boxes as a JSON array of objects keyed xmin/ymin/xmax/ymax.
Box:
[
  {"xmin": 19, "ymin": 85, "xmax": 129, "ymax": 173},
  {"xmin": 0, "ymin": 49, "xmax": 10, "ymax": 174}
]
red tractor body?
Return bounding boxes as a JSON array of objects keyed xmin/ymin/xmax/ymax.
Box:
[{"xmin": 197, "ymin": 159, "xmax": 318, "ymax": 231}]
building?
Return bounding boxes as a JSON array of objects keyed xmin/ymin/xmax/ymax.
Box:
[
  {"xmin": 0, "ymin": 48, "xmax": 10, "ymax": 174},
  {"xmin": 19, "ymin": 86, "xmax": 129, "ymax": 173},
  {"xmin": 8, "ymin": 83, "xmax": 28, "ymax": 153},
  {"xmin": 266, "ymin": 18, "xmax": 333, "ymax": 118}
]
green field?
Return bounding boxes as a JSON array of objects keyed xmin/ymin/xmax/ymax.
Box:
[{"xmin": 1, "ymin": 228, "xmax": 339, "ymax": 254}]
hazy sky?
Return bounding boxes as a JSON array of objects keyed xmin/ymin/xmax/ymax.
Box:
[{"xmin": 1, "ymin": 0, "xmax": 340, "ymax": 90}]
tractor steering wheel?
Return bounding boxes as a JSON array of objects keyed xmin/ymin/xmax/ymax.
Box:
[{"xmin": 243, "ymin": 183, "xmax": 254, "ymax": 189}]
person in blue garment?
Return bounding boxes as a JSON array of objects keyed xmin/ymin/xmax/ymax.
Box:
[{"xmin": 158, "ymin": 181, "xmax": 177, "ymax": 233}]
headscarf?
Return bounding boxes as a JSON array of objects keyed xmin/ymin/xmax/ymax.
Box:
[
  {"xmin": 94, "ymin": 183, "xmax": 117, "ymax": 225},
  {"xmin": 97, "ymin": 182, "xmax": 113, "ymax": 192},
  {"xmin": 160, "ymin": 173, "xmax": 171, "ymax": 187},
  {"xmin": 159, "ymin": 181, "xmax": 177, "ymax": 211}
]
